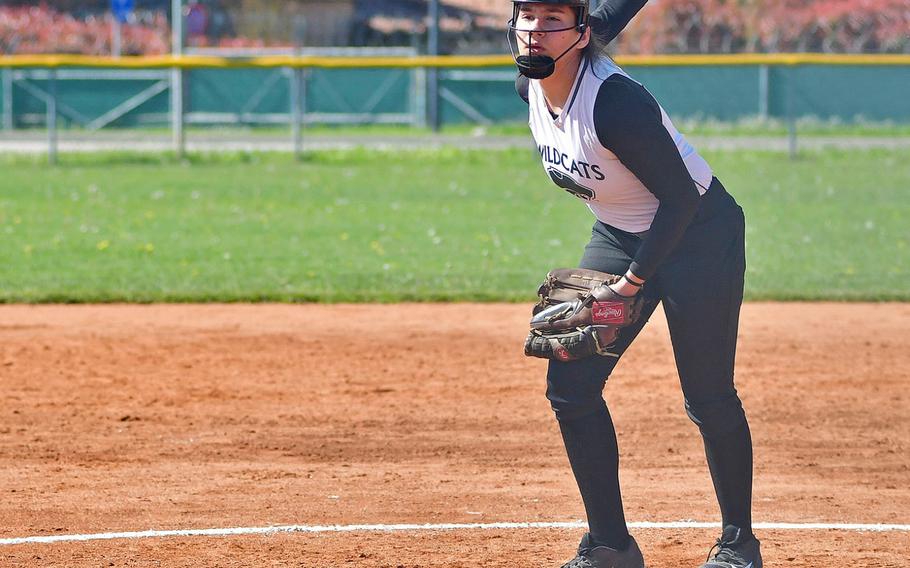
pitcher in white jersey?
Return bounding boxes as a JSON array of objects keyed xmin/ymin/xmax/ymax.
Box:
[{"xmin": 508, "ymin": 1, "xmax": 763, "ymax": 567}]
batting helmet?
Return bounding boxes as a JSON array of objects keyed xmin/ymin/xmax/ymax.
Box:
[{"xmin": 507, "ymin": 0, "xmax": 591, "ymax": 79}]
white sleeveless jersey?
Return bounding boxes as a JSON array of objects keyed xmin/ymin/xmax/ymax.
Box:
[{"xmin": 528, "ymin": 57, "xmax": 713, "ymax": 233}]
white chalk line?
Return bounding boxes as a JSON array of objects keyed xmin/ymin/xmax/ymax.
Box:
[{"xmin": 1, "ymin": 521, "xmax": 908, "ymax": 546}]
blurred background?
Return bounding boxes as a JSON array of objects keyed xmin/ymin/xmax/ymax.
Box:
[
  {"xmin": 1, "ymin": 0, "xmax": 908, "ymax": 55},
  {"xmin": 0, "ymin": 1, "xmax": 907, "ymax": 148}
]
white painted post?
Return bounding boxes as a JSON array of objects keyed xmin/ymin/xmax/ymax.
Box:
[
  {"xmin": 113, "ymin": 18, "xmax": 122, "ymax": 58},
  {"xmin": 47, "ymin": 69, "xmax": 58, "ymax": 165},
  {"xmin": 171, "ymin": 0, "xmax": 185, "ymax": 157},
  {"xmin": 427, "ymin": 0, "xmax": 440, "ymax": 131},
  {"xmin": 290, "ymin": 67, "xmax": 303, "ymax": 159},
  {"xmin": 2, "ymin": 67, "xmax": 12, "ymax": 131},
  {"xmin": 786, "ymin": 67, "xmax": 797, "ymax": 160}
]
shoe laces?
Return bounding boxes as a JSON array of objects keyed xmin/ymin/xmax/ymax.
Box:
[
  {"xmin": 706, "ymin": 537, "xmax": 740, "ymax": 564},
  {"xmin": 563, "ymin": 553, "xmax": 594, "ymax": 568}
]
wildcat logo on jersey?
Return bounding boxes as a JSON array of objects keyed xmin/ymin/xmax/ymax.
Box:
[
  {"xmin": 538, "ymin": 145, "xmax": 605, "ymax": 181},
  {"xmin": 547, "ymin": 167, "xmax": 595, "ymax": 201}
]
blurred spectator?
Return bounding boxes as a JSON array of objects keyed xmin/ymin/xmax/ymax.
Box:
[
  {"xmin": 185, "ymin": 0, "xmax": 208, "ymax": 46},
  {"xmin": 206, "ymin": 0, "xmax": 235, "ymax": 43}
]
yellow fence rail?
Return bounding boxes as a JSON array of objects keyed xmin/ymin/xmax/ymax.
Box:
[{"xmin": 1, "ymin": 53, "xmax": 909, "ymax": 69}]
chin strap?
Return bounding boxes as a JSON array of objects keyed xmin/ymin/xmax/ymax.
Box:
[{"xmin": 509, "ymin": 27, "xmax": 586, "ymax": 80}]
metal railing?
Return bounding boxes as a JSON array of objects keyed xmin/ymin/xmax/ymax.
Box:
[{"xmin": 1, "ymin": 53, "xmax": 909, "ymax": 163}]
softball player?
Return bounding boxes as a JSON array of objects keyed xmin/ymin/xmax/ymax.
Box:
[{"xmin": 508, "ymin": 1, "xmax": 762, "ymax": 566}]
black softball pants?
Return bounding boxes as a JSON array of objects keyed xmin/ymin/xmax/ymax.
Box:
[{"xmin": 546, "ymin": 178, "xmax": 754, "ymax": 548}]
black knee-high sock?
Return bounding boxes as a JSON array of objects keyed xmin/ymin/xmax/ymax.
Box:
[
  {"xmin": 557, "ymin": 402, "xmax": 630, "ymax": 550},
  {"xmin": 702, "ymin": 419, "xmax": 753, "ymax": 533}
]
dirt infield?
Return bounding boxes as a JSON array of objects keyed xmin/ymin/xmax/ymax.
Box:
[{"xmin": 0, "ymin": 303, "xmax": 907, "ymax": 567}]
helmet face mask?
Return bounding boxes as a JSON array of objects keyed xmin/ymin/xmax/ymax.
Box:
[{"xmin": 507, "ymin": 0, "xmax": 590, "ymax": 79}]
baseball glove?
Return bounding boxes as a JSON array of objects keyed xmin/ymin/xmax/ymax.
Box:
[{"xmin": 524, "ymin": 268, "xmax": 644, "ymax": 362}]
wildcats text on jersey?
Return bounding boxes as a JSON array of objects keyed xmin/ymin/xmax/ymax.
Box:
[{"xmin": 538, "ymin": 144, "xmax": 605, "ymax": 181}]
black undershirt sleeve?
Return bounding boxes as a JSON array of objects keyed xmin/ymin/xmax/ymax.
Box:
[
  {"xmin": 515, "ymin": 0, "xmax": 649, "ymax": 103},
  {"xmin": 592, "ymin": 75, "xmax": 702, "ymax": 280},
  {"xmin": 589, "ymin": 0, "xmax": 649, "ymax": 45}
]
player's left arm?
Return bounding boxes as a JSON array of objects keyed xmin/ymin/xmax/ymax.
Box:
[
  {"xmin": 593, "ymin": 75, "xmax": 702, "ymax": 284},
  {"xmin": 589, "ymin": 0, "xmax": 649, "ymax": 45}
]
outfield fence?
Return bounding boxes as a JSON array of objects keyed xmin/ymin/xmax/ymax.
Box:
[{"xmin": 1, "ymin": 53, "xmax": 908, "ymax": 163}]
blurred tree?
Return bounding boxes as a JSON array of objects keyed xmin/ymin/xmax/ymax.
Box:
[
  {"xmin": 0, "ymin": 0, "xmax": 905, "ymax": 53},
  {"xmin": 613, "ymin": 0, "xmax": 910, "ymax": 54}
]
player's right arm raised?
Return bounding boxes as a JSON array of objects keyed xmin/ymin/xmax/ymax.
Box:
[{"xmin": 588, "ymin": 0, "xmax": 649, "ymax": 45}]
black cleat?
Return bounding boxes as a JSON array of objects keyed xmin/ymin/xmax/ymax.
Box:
[
  {"xmin": 699, "ymin": 525, "xmax": 763, "ymax": 568},
  {"xmin": 560, "ymin": 533, "xmax": 646, "ymax": 568}
]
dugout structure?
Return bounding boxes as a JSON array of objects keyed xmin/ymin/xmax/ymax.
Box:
[{"xmin": 1, "ymin": 53, "xmax": 908, "ymax": 162}]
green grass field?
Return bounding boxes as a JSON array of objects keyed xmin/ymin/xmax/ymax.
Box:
[{"xmin": 1, "ymin": 146, "xmax": 907, "ymax": 302}]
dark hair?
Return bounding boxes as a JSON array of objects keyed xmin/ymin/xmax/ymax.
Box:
[{"xmin": 582, "ymin": 28, "xmax": 608, "ymax": 60}]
